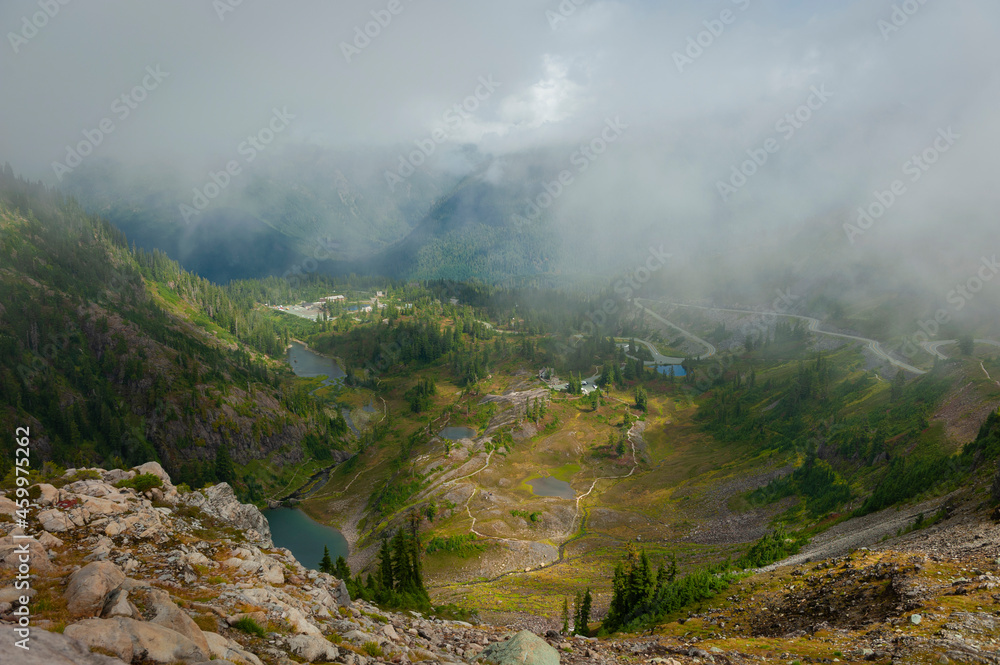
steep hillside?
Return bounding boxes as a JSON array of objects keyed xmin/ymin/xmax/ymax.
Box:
[{"xmin": 0, "ymin": 171, "xmax": 345, "ymax": 497}]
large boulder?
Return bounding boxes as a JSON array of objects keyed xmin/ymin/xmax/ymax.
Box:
[
  {"xmin": 65, "ymin": 561, "xmax": 125, "ymax": 618},
  {"xmin": 37, "ymin": 508, "xmax": 72, "ymax": 532},
  {"xmin": 65, "ymin": 618, "xmax": 135, "ymax": 662},
  {"xmin": 477, "ymin": 631, "xmax": 560, "ymax": 665},
  {"xmin": 0, "ymin": 495, "xmax": 17, "ymax": 515},
  {"xmin": 65, "ymin": 617, "xmax": 210, "ymax": 664},
  {"xmin": 183, "ymin": 483, "xmax": 272, "ymax": 546},
  {"xmin": 0, "ymin": 625, "xmax": 126, "ymax": 664},
  {"xmin": 0, "ymin": 529, "xmax": 53, "ymax": 572},
  {"xmin": 132, "ymin": 585, "xmax": 211, "ymax": 656},
  {"xmin": 287, "ymin": 634, "xmax": 340, "ymax": 662}
]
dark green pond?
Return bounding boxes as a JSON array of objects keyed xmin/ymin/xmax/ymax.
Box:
[
  {"xmin": 527, "ymin": 476, "xmax": 575, "ymax": 499},
  {"xmin": 440, "ymin": 426, "xmax": 476, "ymax": 440},
  {"xmin": 287, "ymin": 341, "xmax": 345, "ymax": 386},
  {"xmin": 264, "ymin": 507, "xmax": 349, "ymax": 570}
]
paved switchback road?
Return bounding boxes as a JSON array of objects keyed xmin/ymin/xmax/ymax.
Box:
[
  {"xmin": 642, "ymin": 300, "xmax": 928, "ymax": 375},
  {"xmin": 634, "ymin": 300, "xmax": 717, "ymax": 359}
]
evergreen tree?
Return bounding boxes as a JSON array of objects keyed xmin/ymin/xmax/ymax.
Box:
[
  {"xmin": 613, "ymin": 362, "xmax": 624, "ymax": 387},
  {"xmin": 561, "ymin": 596, "xmax": 570, "ymax": 634},
  {"xmin": 334, "ymin": 555, "xmax": 351, "ymax": 581},
  {"xmin": 576, "ymin": 588, "xmax": 592, "ymax": 636},
  {"xmin": 634, "ymin": 385, "xmax": 648, "ymax": 411},
  {"xmin": 319, "ymin": 546, "xmax": 333, "ymax": 574},
  {"xmin": 378, "ymin": 538, "xmax": 394, "ymax": 591},
  {"xmin": 214, "ymin": 446, "xmax": 235, "ymax": 484}
]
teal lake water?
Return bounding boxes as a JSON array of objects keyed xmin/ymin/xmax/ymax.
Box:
[{"xmin": 264, "ymin": 507, "xmax": 349, "ymax": 570}]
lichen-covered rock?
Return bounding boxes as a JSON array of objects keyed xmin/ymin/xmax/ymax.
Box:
[{"xmin": 478, "ymin": 631, "xmax": 559, "ymax": 665}]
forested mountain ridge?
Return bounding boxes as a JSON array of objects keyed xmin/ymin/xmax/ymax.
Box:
[{"xmin": 0, "ymin": 167, "xmax": 344, "ymax": 497}]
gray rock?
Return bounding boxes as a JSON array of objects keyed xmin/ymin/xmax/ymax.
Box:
[
  {"xmin": 477, "ymin": 630, "xmax": 559, "ymax": 665},
  {"xmin": 0, "ymin": 625, "xmax": 126, "ymax": 664},
  {"xmin": 38, "ymin": 508, "xmax": 72, "ymax": 532},
  {"xmin": 65, "ymin": 617, "xmax": 211, "ymax": 664},
  {"xmin": 101, "ymin": 588, "xmax": 135, "ymax": 618},
  {"xmin": 344, "ymin": 629, "xmax": 379, "ymax": 644},
  {"xmin": 139, "ymin": 586, "xmax": 211, "ymax": 656},
  {"xmin": 65, "ymin": 561, "xmax": 125, "ymax": 618},
  {"xmin": 204, "ymin": 631, "xmax": 265, "ymax": 665},
  {"xmin": 0, "ymin": 530, "xmax": 53, "ymax": 572},
  {"xmin": 183, "ymin": 483, "xmax": 272, "ymax": 547},
  {"xmin": 287, "ymin": 634, "xmax": 340, "ymax": 662}
]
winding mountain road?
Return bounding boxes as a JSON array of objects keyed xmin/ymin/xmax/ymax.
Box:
[
  {"xmin": 640, "ymin": 300, "xmax": 928, "ymax": 375},
  {"xmin": 922, "ymin": 339, "xmax": 1000, "ymax": 359},
  {"xmin": 634, "ymin": 300, "xmax": 717, "ymax": 359}
]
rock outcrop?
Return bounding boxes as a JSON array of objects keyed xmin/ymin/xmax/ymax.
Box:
[{"xmin": 182, "ymin": 482, "xmax": 272, "ymax": 547}]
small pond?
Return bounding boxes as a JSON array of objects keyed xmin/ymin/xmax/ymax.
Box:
[
  {"xmin": 264, "ymin": 507, "xmax": 349, "ymax": 570},
  {"xmin": 655, "ymin": 364, "xmax": 687, "ymax": 377},
  {"xmin": 287, "ymin": 341, "xmax": 345, "ymax": 387},
  {"xmin": 527, "ymin": 476, "xmax": 575, "ymax": 500},
  {"xmin": 439, "ymin": 426, "xmax": 476, "ymax": 440}
]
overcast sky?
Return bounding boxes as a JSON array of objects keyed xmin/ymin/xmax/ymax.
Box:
[{"xmin": 2, "ymin": 0, "xmax": 998, "ymax": 279}]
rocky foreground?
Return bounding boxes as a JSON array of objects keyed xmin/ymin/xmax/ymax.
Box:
[
  {"xmin": 0, "ymin": 464, "xmax": 659, "ymax": 665},
  {"xmin": 4, "ymin": 465, "xmax": 1000, "ymax": 665}
]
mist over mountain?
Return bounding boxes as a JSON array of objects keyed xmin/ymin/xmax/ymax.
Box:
[{"xmin": 1, "ymin": 0, "xmax": 995, "ymax": 296}]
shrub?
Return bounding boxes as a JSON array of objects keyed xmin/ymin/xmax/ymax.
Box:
[
  {"xmin": 361, "ymin": 641, "xmax": 383, "ymax": 657},
  {"xmin": 232, "ymin": 616, "xmax": 266, "ymax": 638},
  {"xmin": 115, "ymin": 473, "xmax": 163, "ymax": 493},
  {"xmin": 68, "ymin": 469, "xmax": 102, "ymax": 482},
  {"xmin": 425, "ymin": 533, "xmax": 487, "ymax": 557}
]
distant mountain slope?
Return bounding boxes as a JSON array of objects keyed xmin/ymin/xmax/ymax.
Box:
[
  {"xmin": 60, "ymin": 147, "xmax": 464, "ymax": 283},
  {"xmin": 353, "ymin": 170, "xmax": 561, "ymax": 281},
  {"xmin": 0, "ymin": 168, "xmax": 341, "ymax": 495}
]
